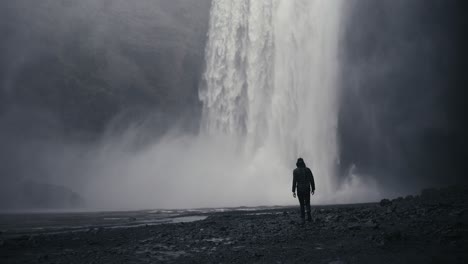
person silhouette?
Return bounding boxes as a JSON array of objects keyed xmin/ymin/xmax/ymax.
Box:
[{"xmin": 292, "ymin": 158, "xmax": 315, "ymax": 224}]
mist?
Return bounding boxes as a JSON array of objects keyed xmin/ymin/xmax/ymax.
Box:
[
  {"xmin": 1, "ymin": 0, "xmax": 466, "ymax": 210},
  {"xmin": 0, "ymin": 0, "xmax": 212, "ymax": 210}
]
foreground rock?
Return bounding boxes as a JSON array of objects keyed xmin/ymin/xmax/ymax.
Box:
[{"xmin": 1, "ymin": 186, "xmax": 467, "ymax": 263}]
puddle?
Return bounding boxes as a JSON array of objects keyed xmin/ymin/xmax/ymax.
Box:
[
  {"xmin": 103, "ymin": 218, "xmax": 124, "ymax": 221},
  {"xmin": 171, "ymin": 216, "xmax": 207, "ymax": 223},
  {"xmin": 203, "ymin": 237, "xmax": 229, "ymax": 243},
  {"xmin": 5, "ymin": 215, "xmax": 208, "ymax": 236},
  {"xmin": 246, "ymin": 212, "xmax": 283, "ymax": 216},
  {"xmin": 136, "ymin": 248, "xmax": 186, "ymax": 259},
  {"xmin": 202, "ymin": 237, "xmax": 233, "ymax": 245},
  {"xmin": 109, "ymin": 215, "xmax": 207, "ymax": 229}
]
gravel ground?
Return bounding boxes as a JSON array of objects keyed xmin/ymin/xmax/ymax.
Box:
[{"xmin": 1, "ymin": 186, "xmax": 467, "ymax": 263}]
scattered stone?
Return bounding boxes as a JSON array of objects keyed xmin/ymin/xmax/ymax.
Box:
[
  {"xmin": 421, "ymin": 188, "xmax": 439, "ymax": 200},
  {"xmin": 386, "ymin": 205, "xmax": 396, "ymax": 214},
  {"xmin": 380, "ymin": 199, "xmax": 392, "ymax": 207},
  {"xmin": 384, "ymin": 230, "xmax": 402, "ymax": 241},
  {"xmin": 347, "ymin": 224, "xmax": 361, "ymax": 231},
  {"xmin": 363, "ymin": 219, "xmax": 378, "ymax": 229},
  {"xmin": 2, "ymin": 185, "xmax": 468, "ymax": 263},
  {"xmin": 254, "ymin": 252, "xmax": 264, "ymax": 258},
  {"xmin": 329, "ymin": 260, "xmax": 346, "ymax": 264}
]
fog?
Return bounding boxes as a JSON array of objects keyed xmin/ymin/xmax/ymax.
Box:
[
  {"xmin": 0, "ymin": 0, "xmax": 466, "ymax": 210},
  {"xmin": 0, "ymin": 0, "xmax": 212, "ymax": 210}
]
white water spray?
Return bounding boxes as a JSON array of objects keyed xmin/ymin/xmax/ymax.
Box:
[
  {"xmin": 66, "ymin": 0, "xmax": 381, "ymax": 209},
  {"xmin": 11, "ymin": 0, "xmax": 386, "ymax": 210},
  {"xmin": 200, "ymin": 0, "xmax": 343, "ymax": 201}
]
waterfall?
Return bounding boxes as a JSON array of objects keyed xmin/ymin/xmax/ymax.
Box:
[{"xmin": 200, "ymin": 0, "xmax": 343, "ymax": 199}]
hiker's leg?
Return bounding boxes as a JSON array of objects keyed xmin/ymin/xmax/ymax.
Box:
[
  {"xmin": 298, "ymin": 192, "xmax": 305, "ymax": 219},
  {"xmin": 305, "ymin": 192, "xmax": 312, "ymax": 221}
]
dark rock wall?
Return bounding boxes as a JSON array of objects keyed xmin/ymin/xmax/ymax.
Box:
[{"xmin": 338, "ymin": 0, "xmax": 468, "ymax": 191}]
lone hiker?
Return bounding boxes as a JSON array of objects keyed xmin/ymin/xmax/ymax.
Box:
[{"xmin": 292, "ymin": 158, "xmax": 315, "ymax": 224}]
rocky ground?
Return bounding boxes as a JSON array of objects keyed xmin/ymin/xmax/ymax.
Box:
[{"xmin": 1, "ymin": 186, "xmax": 467, "ymax": 263}]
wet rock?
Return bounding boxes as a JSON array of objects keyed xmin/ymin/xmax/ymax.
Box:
[
  {"xmin": 329, "ymin": 260, "xmax": 346, "ymax": 264},
  {"xmin": 421, "ymin": 188, "xmax": 440, "ymax": 200},
  {"xmin": 454, "ymin": 209, "xmax": 466, "ymax": 217},
  {"xmin": 3, "ymin": 185, "xmax": 468, "ymax": 263},
  {"xmin": 384, "ymin": 230, "xmax": 402, "ymax": 241},
  {"xmin": 87, "ymin": 239, "xmax": 100, "ymax": 246},
  {"xmin": 254, "ymin": 252, "xmax": 264, "ymax": 258},
  {"xmin": 380, "ymin": 199, "xmax": 392, "ymax": 207},
  {"xmin": 347, "ymin": 224, "xmax": 361, "ymax": 231},
  {"xmin": 334, "ymin": 215, "xmax": 342, "ymax": 222},
  {"xmin": 363, "ymin": 219, "xmax": 378, "ymax": 229},
  {"xmin": 18, "ymin": 235, "xmax": 30, "ymax": 241},
  {"xmin": 442, "ymin": 233, "xmax": 462, "ymax": 242},
  {"xmin": 386, "ymin": 205, "xmax": 397, "ymax": 214},
  {"xmin": 376, "ymin": 238, "xmax": 386, "ymax": 247}
]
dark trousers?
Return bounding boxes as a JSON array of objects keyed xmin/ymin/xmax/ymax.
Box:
[{"xmin": 297, "ymin": 191, "xmax": 311, "ymax": 219}]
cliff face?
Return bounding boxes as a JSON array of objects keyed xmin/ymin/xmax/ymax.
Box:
[
  {"xmin": 0, "ymin": 0, "xmax": 211, "ymax": 134},
  {"xmin": 338, "ymin": 0, "xmax": 468, "ymax": 190}
]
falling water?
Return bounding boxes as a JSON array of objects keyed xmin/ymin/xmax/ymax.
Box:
[{"xmin": 200, "ymin": 0, "xmax": 343, "ymax": 199}]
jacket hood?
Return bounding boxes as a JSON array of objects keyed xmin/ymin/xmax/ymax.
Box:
[{"xmin": 296, "ymin": 158, "xmax": 306, "ymax": 168}]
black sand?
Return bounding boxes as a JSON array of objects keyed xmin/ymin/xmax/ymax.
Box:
[{"xmin": 1, "ymin": 186, "xmax": 467, "ymax": 263}]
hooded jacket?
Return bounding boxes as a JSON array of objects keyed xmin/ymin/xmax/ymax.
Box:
[{"xmin": 292, "ymin": 158, "xmax": 315, "ymax": 193}]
